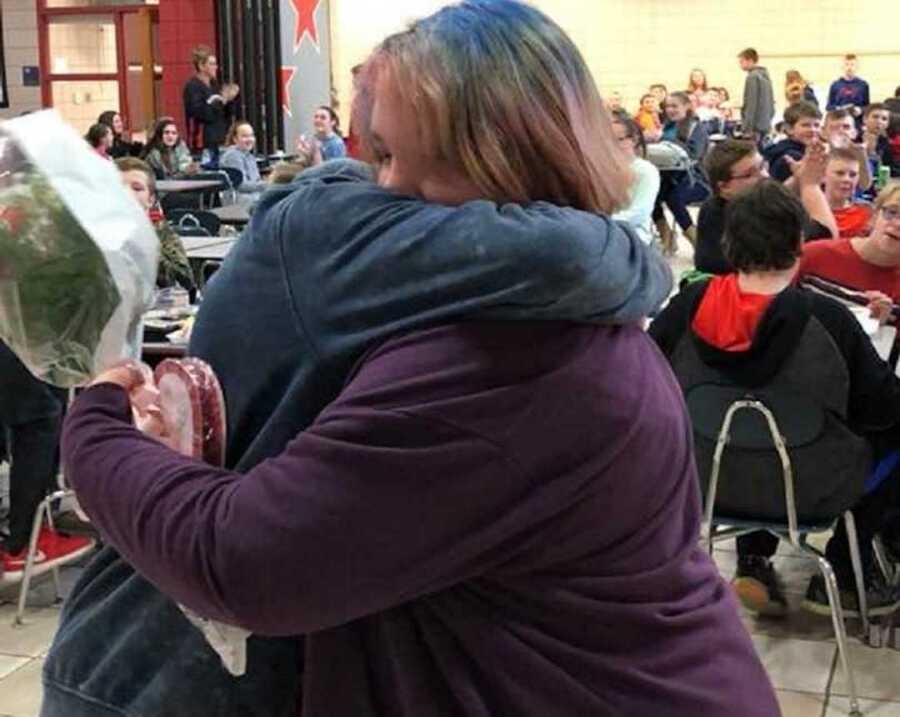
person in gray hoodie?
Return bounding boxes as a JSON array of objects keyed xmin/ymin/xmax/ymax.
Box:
[{"xmin": 738, "ymin": 48, "xmax": 775, "ymax": 143}]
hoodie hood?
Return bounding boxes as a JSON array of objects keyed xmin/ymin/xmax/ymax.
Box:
[
  {"xmin": 686, "ymin": 277, "xmax": 812, "ymax": 387},
  {"xmin": 763, "ymin": 137, "xmax": 806, "ymax": 165}
]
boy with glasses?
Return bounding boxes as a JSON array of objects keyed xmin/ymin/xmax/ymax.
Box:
[{"xmin": 695, "ymin": 139, "xmax": 836, "ymax": 274}]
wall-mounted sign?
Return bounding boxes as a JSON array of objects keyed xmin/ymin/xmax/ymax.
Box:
[{"xmin": 23, "ymin": 66, "xmax": 40, "ymax": 88}]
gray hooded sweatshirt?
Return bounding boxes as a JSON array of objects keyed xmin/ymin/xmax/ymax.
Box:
[{"xmin": 742, "ymin": 66, "xmax": 775, "ymax": 134}]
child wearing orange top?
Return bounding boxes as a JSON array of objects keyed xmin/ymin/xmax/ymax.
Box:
[{"xmin": 634, "ymin": 94, "xmax": 662, "ymax": 138}]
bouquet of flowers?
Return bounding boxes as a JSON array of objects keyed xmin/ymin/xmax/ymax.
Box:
[{"xmin": 0, "ymin": 111, "xmax": 158, "ymax": 387}]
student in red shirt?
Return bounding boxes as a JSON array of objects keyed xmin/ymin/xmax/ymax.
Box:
[
  {"xmin": 800, "ymin": 183, "xmax": 900, "ymax": 301},
  {"xmin": 824, "ymin": 146, "xmax": 873, "ymax": 237}
]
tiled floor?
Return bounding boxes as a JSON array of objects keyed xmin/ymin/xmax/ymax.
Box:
[{"xmin": 3, "ymin": 238, "xmax": 900, "ymax": 716}]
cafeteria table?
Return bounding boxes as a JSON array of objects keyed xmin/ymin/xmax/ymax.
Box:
[{"xmin": 210, "ymin": 204, "xmax": 250, "ymax": 228}]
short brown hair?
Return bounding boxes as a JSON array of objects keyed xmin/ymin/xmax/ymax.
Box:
[
  {"xmin": 783, "ymin": 101, "xmax": 822, "ymax": 127},
  {"xmin": 723, "ymin": 180, "xmax": 805, "ymax": 272},
  {"xmin": 704, "ymin": 140, "xmax": 757, "ymax": 195},
  {"xmin": 827, "ymin": 146, "xmax": 862, "ymax": 168},
  {"xmin": 844, "ymin": 53, "xmax": 857, "ymax": 61},
  {"xmin": 825, "ymin": 108, "xmax": 853, "ymax": 125},
  {"xmin": 738, "ymin": 48, "xmax": 758, "ymax": 63},
  {"xmin": 115, "ymin": 157, "xmax": 156, "ymax": 197},
  {"xmin": 865, "ymin": 103, "xmax": 889, "ymax": 118},
  {"xmin": 191, "ymin": 45, "xmax": 214, "ymax": 72}
]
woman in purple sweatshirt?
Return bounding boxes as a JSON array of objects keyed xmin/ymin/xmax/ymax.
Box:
[{"xmin": 56, "ymin": 2, "xmax": 778, "ymax": 715}]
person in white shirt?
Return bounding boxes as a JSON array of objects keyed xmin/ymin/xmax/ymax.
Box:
[{"xmin": 611, "ymin": 110, "xmax": 661, "ymax": 246}]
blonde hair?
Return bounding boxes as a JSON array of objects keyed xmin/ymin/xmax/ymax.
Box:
[
  {"xmin": 353, "ymin": 0, "xmax": 630, "ymax": 214},
  {"xmin": 874, "ymin": 183, "xmax": 900, "ymax": 211}
]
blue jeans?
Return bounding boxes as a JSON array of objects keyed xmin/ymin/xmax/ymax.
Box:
[{"xmin": 41, "ymin": 546, "xmax": 301, "ymax": 716}]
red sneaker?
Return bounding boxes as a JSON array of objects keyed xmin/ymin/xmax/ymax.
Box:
[
  {"xmin": 36, "ymin": 526, "xmax": 94, "ymax": 564},
  {"xmin": 1, "ymin": 546, "xmax": 47, "ymax": 581}
]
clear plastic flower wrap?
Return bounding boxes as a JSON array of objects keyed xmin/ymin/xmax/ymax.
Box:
[{"xmin": 0, "ymin": 110, "xmax": 158, "ymax": 387}]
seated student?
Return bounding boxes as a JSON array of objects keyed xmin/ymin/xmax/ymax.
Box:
[
  {"xmin": 312, "ymin": 105, "xmax": 347, "ymax": 161},
  {"xmin": 85, "ymin": 123, "xmax": 113, "ymax": 160},
  {"xmin": 823, "ymin": 108, "xmax": 873, "ymax": 193},
  {"xmin": 652, "ymin": 91, "xmax": 710, "ymax": 252},
  {"xmin": 695, "ymin": 140, "xmax": 836, "ymax": 275},
  {"xmin": 824, "ymin": 146, "xmax": 873, "ymax": 238},
  {"xmin": 763, "ymin": 101, "xmax": 821, "ymax": 182},
  {"xmin": 611, "ymin": 110, "xmax": 660, "ymax": 245},
  {"xmin": 649, "ymin": 82, "xmax": 668, "ymax": 123},
  {"xmin": 98, "ymin": 111, "xmax": 142, "ymax": 159},
  {"xmin": 800, "ymin": 182, "xmax": 900, "ymax": 302},
  {"xmin": 890, "ymin": 114, "xmax": 900, "ymax": 177},
  {"xmin": 862, "ymin": 103, "xmax": 894, "ymax": 177},
  {"xmin": 650, "ymin": 180, "xmax": 900, "ymax": 617},
  {"xmin": 219, "ymin": 121, "xmax": 267, "ymax": 196},
  {"xmin": 143, "ymin": 118, "xmax": 198, "ymax": 180},
  {"xmin": 634, "ymin": 93, "xmax": 662, "ymax": 138},
  {"xmin": 115, "ymin": 157, "xmax": 197, "ymax": 295}
]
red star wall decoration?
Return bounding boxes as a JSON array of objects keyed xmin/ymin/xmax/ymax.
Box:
[
  {"xmin": 289, "ymin": 0, "xmax": 320, "ymax": 53},
  {"xmin": 281, "ymin": 66, "xmax": 297, "ymax": 117}
]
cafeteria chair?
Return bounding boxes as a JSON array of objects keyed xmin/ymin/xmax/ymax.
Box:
[
  {"xmin": 691, "ymin": 383, "xmax": 872, "ymax": 717},
  {"xmin": 199, "ymin": 260, "xmax": 223, "ymax": 290},
  {"xmin": 218, "ymin": 166, "xmax": 244, "ymax": 205},
  {"xmin": 168, "ymin": 209, "xmax": 221, "ymax": 237},
  {"xmin": 12, "ymin": 390, "xmax": 95, "ymax": 626}
]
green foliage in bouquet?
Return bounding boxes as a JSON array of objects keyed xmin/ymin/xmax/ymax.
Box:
[{"xmin": 0, "ymin": 170, "xmax": 121, "ymax": 385}]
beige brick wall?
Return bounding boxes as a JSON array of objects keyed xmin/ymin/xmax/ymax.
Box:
[
  {"xmin": 0, "ymin": 0, "xmax": 41, "ymax": 119},
  {"xmin": 330, "ymin": 0, "xmax": 900, "ymax": 123}
]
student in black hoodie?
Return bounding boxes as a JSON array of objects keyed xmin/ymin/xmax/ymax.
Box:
[
  {"xmin": 651, "ymin": 179, "xmax": 900, "ymax": 619},
  {"xmin": 764, "ymin": 101, "xmax": 822, "ymax": 182}
]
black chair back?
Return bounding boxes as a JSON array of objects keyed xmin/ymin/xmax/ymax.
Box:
[{"xmin": 167, "ymin": 209, "xmax": 221, "ymax": 237}]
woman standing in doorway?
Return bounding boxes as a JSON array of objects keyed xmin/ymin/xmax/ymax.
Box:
[{"xmin": 182, "ymin": 45, "xmax": 239, "ymax": 165}]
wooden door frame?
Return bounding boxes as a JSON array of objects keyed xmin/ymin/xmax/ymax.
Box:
[{"xmin": 37, "ymin": 1, "xmax": 160, "ymax": 126}]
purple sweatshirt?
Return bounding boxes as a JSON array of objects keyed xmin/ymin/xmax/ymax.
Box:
[{"xmin": 63, "ymin": 321, "xmax": 778, "ymax": 716}]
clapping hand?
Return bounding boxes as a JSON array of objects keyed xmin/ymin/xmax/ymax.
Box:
[
  {"xmin": 786, "ymin": 139, "xmax": 827, "ymax": 187},
  {"xmin": 222, "ymin": 83, "xmax": 240, "ymax": 102},
  {"xmin": 295, "ymin": 135, "xmax": 323, "ymax": 167}
]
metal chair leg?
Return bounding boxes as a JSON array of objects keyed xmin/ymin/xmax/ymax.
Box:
[
  {"xmin": 815, "ymin": 554, "xmax": 862, "ymax": 717},
  {"xmin": 844, "ymin": 511, "xmax": 872, "ymax": 642},
  {"xmin": 14, "ymin": 495, "xmax": 49, "ymax": 626},
  {"xmin": 873, "ymin": 536, "xmax": 894, "ymax": 583}
]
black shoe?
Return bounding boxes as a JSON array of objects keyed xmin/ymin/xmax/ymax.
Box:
[
  {"xmin": 802, "ymin": 570, "xmax": 900, "ymax": 618},
  {"xmin": 51, "ymin": 510, "xmax": 99, "ymax": 540},
  {"xmin": 732, "ymin": 555, "xmax": 788, "ymax": 616}
]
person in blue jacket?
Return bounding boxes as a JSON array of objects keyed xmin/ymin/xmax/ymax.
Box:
[{"xmin": 827, "ymin": 54, "xmax": 870, "ymax": 121}]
